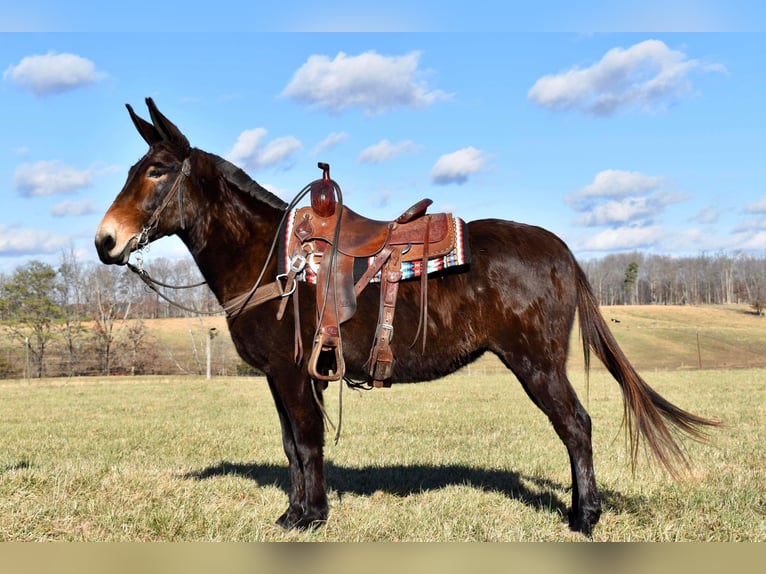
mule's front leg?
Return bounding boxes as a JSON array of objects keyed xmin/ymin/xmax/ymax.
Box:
[{"xmin": 268, "ymin": 374, "xmax": 328, "ymax": 530}]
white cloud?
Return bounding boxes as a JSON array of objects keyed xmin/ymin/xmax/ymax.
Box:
[
  {"xmin": 528, "ymin": 39, "xmax": 725, "ymax": 116},
  {"xmin": 3, "ymin": 51, "xmax": 104, "ymax": 96},
  {"xmin": 50, "ymin": 198, "xmax": 97, "ymax": 217},
  {"xmin": 573, "ymin": 169, "xmax": 664, "ymax": 200},
  {"xmin": 0, "ymin": 224, "xmax": 70, "ymax": 255},
  {"xmin": 282, "ymin": 51, "xmax": 450, "ymax": 115},
  {"xmin": 568, "ymin": 169, "xmax": 683, "ymax": 227},
  {"xmin": 226, "ymin": 128, "xmax": 267, "ymax": 165},
  {"xmin": 739, "ymin": 231, "xmax": 766, "ymax": 250},
  {"xmin": 257, "ymin": 137, "xmax": 303, "ymax": 168},
  {"xmin": 311, "ymin": 132, "xmax": 349, "ymax": 156},
  {"xmin": 577, "ymin": 197, "xmax": 657, "ymax": 226},
  {"xmin": 690, "ymin": 206, "xmax": 721, "ymax": 224},
  {"xmin": 226, "ymin": 128, "xmax": 302, "ymax": 170},
  {"xmin": 666, "ymin": 227, "xmax": 737, "ymax": 254},
  {"xmin": 579, "ymin": 225, "xmax": 663, "ymax": 252},
  {"xmin": 14, "ymin": 160, "xmax": 93, "ymax": 196},
  {"xmin": 261, "ymin": 182, "xmax": 298, "ymax": 202},
  {"xmin": 745, "ymin": 196, "xmax": 766, "ymax": 214},
  {"xmin": 577, "ymin": 192, "xmax": 685, "ymax": 227},
  {"xmin": 430, "ymin": 147, "xmax": 487, "ymax": 185},
  {"xmin": 734, "ymin": 217, "xmax": 766, "ymax": 233},
  {"xmin": 358, "ymin": 139, "xmax": 421, "ymax": 163}
]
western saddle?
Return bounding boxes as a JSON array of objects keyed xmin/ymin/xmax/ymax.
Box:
[{"xmin": 280, "ymin": 163, "xmax": 460, "ymax": 388}]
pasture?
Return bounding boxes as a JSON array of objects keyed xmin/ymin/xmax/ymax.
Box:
[
  {"xmin": 0, "ymin": 305, "xmax": 763, "ymax": 541},
  {"xmin": 138, "ymin": 303, "xmax": 766, "ymax": 375}
]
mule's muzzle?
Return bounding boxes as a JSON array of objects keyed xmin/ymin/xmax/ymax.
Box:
[{"xmin": 95, "ymin": 226, "xmax": 136, "ymax": 265}]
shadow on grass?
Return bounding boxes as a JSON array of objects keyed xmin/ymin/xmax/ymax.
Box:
[
  {"xmin": 0, "ymin": 459, "xmax": 32, "ymax": 474},
  {"xmin": 184, "ymin": 460, "xmax": 640, "ymax": 521}
]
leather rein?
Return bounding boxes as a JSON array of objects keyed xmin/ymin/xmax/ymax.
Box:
[
  {"xmin": 125, "ymin": 157, "xmax": 364, "ymax": 442},
  {"xmin": 126, "ymin": 156, "xmax": 312, "ymax": 320}
]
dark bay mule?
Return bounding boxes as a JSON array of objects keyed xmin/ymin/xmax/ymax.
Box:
[{"xmin": 95, "ymin": 98, "xmax": 718, "ymax": 536}]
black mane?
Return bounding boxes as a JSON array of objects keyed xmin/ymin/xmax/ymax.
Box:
[{"xmin": 212, "ymin": 154, "xmax": 288, "ymax": 211}]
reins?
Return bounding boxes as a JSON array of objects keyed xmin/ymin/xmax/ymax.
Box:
[
  {"xmin": 126, "ymin": 156, "xmax": 299, "ymax": 318},
  {"xmin": 125, "ymin": 156, "xmax": 220, "ymax": 315},
  {"xmin": 125, "ymin": 156, "xmax": 357, "ymax": 442}
]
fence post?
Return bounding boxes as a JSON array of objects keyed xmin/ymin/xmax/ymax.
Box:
[{"xmin": 206, "ymin": 327, "xmax": 217, "ymax": 380}]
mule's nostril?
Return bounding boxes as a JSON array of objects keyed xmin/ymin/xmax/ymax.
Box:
[
  {"xmin": 95, "ymin": 227, "xmax": 120, "ymax": 263},
  {"xmin": 101, "ymin": 233, "xmax": 116, "ymax": 252}
]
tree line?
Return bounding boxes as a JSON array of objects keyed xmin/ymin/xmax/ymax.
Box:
[
  {"xmin": 1, "ymin": 248, "xmax": 764, "ymax": 378},
  {"xmin": 0, "ymin": 249, "xmax": 219, "ymax": 379},
  {"xmin": 581, "ymin": 251, "xmax": 766, "ymax": 310}
]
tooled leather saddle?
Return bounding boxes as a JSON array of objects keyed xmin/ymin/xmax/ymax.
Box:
[{"xmin": 279, "ymin": 163, "xmax": 463, "ymax": 388}]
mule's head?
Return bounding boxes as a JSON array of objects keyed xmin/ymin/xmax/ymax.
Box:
[{"xmin": 95, "ymin": 98, "xmax": 192, "ymax": 265}]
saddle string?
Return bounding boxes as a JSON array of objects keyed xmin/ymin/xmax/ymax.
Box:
[{"xmin": 408, "ymin": 216, "xmax": 430, "ymax": 352}]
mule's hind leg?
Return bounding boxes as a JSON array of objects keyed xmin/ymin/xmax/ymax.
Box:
[{"xmin": 503, "ymin": 359, "xmax": 601, "ymax": 536}]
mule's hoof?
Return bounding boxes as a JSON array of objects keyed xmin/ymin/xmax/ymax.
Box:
[
  {"xmin": 276, "ymin": 508, "xmax": 301, "ymax": 529},
  {"xmin": 569, "ymin": 519, "xmax": 594, "ymax": 538},
  {"xmin": 568, "ymin": 508, "xmax": 600, "ymax": 538},
  {"xmin": 276, "ymin": 508, "xmax": 327, "ymax": 531},
  {"xmin": 293, "ymin": 515, "xmax": 327, "ymax": 531}
]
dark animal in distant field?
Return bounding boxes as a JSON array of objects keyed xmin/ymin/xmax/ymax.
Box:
[{"xmin": 95, "ymin": 99, "xmax": 718, "ymax": 536}]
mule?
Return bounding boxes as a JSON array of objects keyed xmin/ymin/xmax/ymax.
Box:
[{"xmin": 95, "ymin": 98, "xmax": 718, "ymax": 536}]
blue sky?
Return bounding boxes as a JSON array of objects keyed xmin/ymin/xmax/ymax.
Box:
[{"xmin": 1, "ymin": 19, "xmax": 765, "ymax": 272}]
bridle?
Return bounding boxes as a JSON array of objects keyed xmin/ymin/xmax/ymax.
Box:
[
  {"xmin": 124, "ymin": 155, "xmax": 218, "ymax": 313},
  {"xmin": 124, "ymin": 156, "xmax": 360, "ymax": 440},
  {"xmin": 125, "ymin": 155, "xmax": 310, "ymax": 320},
  {"xmin": 134, "ymin": 157, "xmax": 191, "ymax": 250}
]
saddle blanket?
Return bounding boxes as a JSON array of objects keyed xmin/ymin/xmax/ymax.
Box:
[{"xmin": 278, "ymin": 209, "xmax": 471, "ymax": 285}]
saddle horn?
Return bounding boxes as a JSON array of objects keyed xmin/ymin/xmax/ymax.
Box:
[{"xmin": 310, "ymin": 162, "xmax": 337, "ymax": 217}]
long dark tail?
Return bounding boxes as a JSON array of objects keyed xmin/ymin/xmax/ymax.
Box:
[{"xmin": 574, "ymin": 265, "xmax": 720, "ymax": 477}]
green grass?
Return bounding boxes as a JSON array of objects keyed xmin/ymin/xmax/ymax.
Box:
[{"xmin": 0, "ymin": 367, "xmax": 763, "ymax": 541}]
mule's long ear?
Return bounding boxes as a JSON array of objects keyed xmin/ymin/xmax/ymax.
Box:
[
  {"xmin": 127, "ymin": 103, "xmax": 163, "ymax": 146},
  {"xmin": 145, "ymin": 97, "xmax": 191, "ymax": 154}
]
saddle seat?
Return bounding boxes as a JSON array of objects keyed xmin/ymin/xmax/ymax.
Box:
[
  {"xmin": 294, "ymin": 200, "xmax": 454, "ymax": 260},
  {"xmin": 281, "ymin": 163, "xmax": 460, "ymax": 388}
]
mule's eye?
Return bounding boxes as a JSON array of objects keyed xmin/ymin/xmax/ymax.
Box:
[{"xmin": 146, "ymin": 166, "xmax": 166, "ymax": 179}]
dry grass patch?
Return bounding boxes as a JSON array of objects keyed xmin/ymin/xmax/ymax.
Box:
[{"xmin": 0, "ymin": 366, "xmax": 762, "ymax": 541}]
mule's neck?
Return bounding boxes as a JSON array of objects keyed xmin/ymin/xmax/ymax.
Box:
[{"xmin": 180, "ymin": 150, "xmax": 288, "ymax": 306}]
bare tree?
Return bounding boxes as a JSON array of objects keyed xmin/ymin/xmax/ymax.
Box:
[
  {"xmin": 89, "ymin": 266, "xmax": 132, "ymax": 375},
  {"xmin": 580, "ymin": 251, "xmax": 766, "ymax": 307},
  {"xmin": 58, "ymin": 246, "xmax": 89, "ymax": 376},
  {"xmin": 123, "ymin": 319, "xmax": 158, "ymax": 374}
]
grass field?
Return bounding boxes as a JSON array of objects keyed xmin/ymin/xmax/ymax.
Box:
[
  {"xmin": 0, "ymin": 304, "xmax": 764, "ymax": 541},
  {"xmin": 0, "ymin": 365, "xmax": 763, "ymax": 541}
]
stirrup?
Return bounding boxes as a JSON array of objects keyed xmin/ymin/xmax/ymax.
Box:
[{"xmin": 307, "ymin": 329, "xmax": 345, "ymax": 382}]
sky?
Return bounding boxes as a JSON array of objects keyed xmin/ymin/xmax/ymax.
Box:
[{"xmin": 1, "ymin": 5, "xmax": 765, "ymax": 273}]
